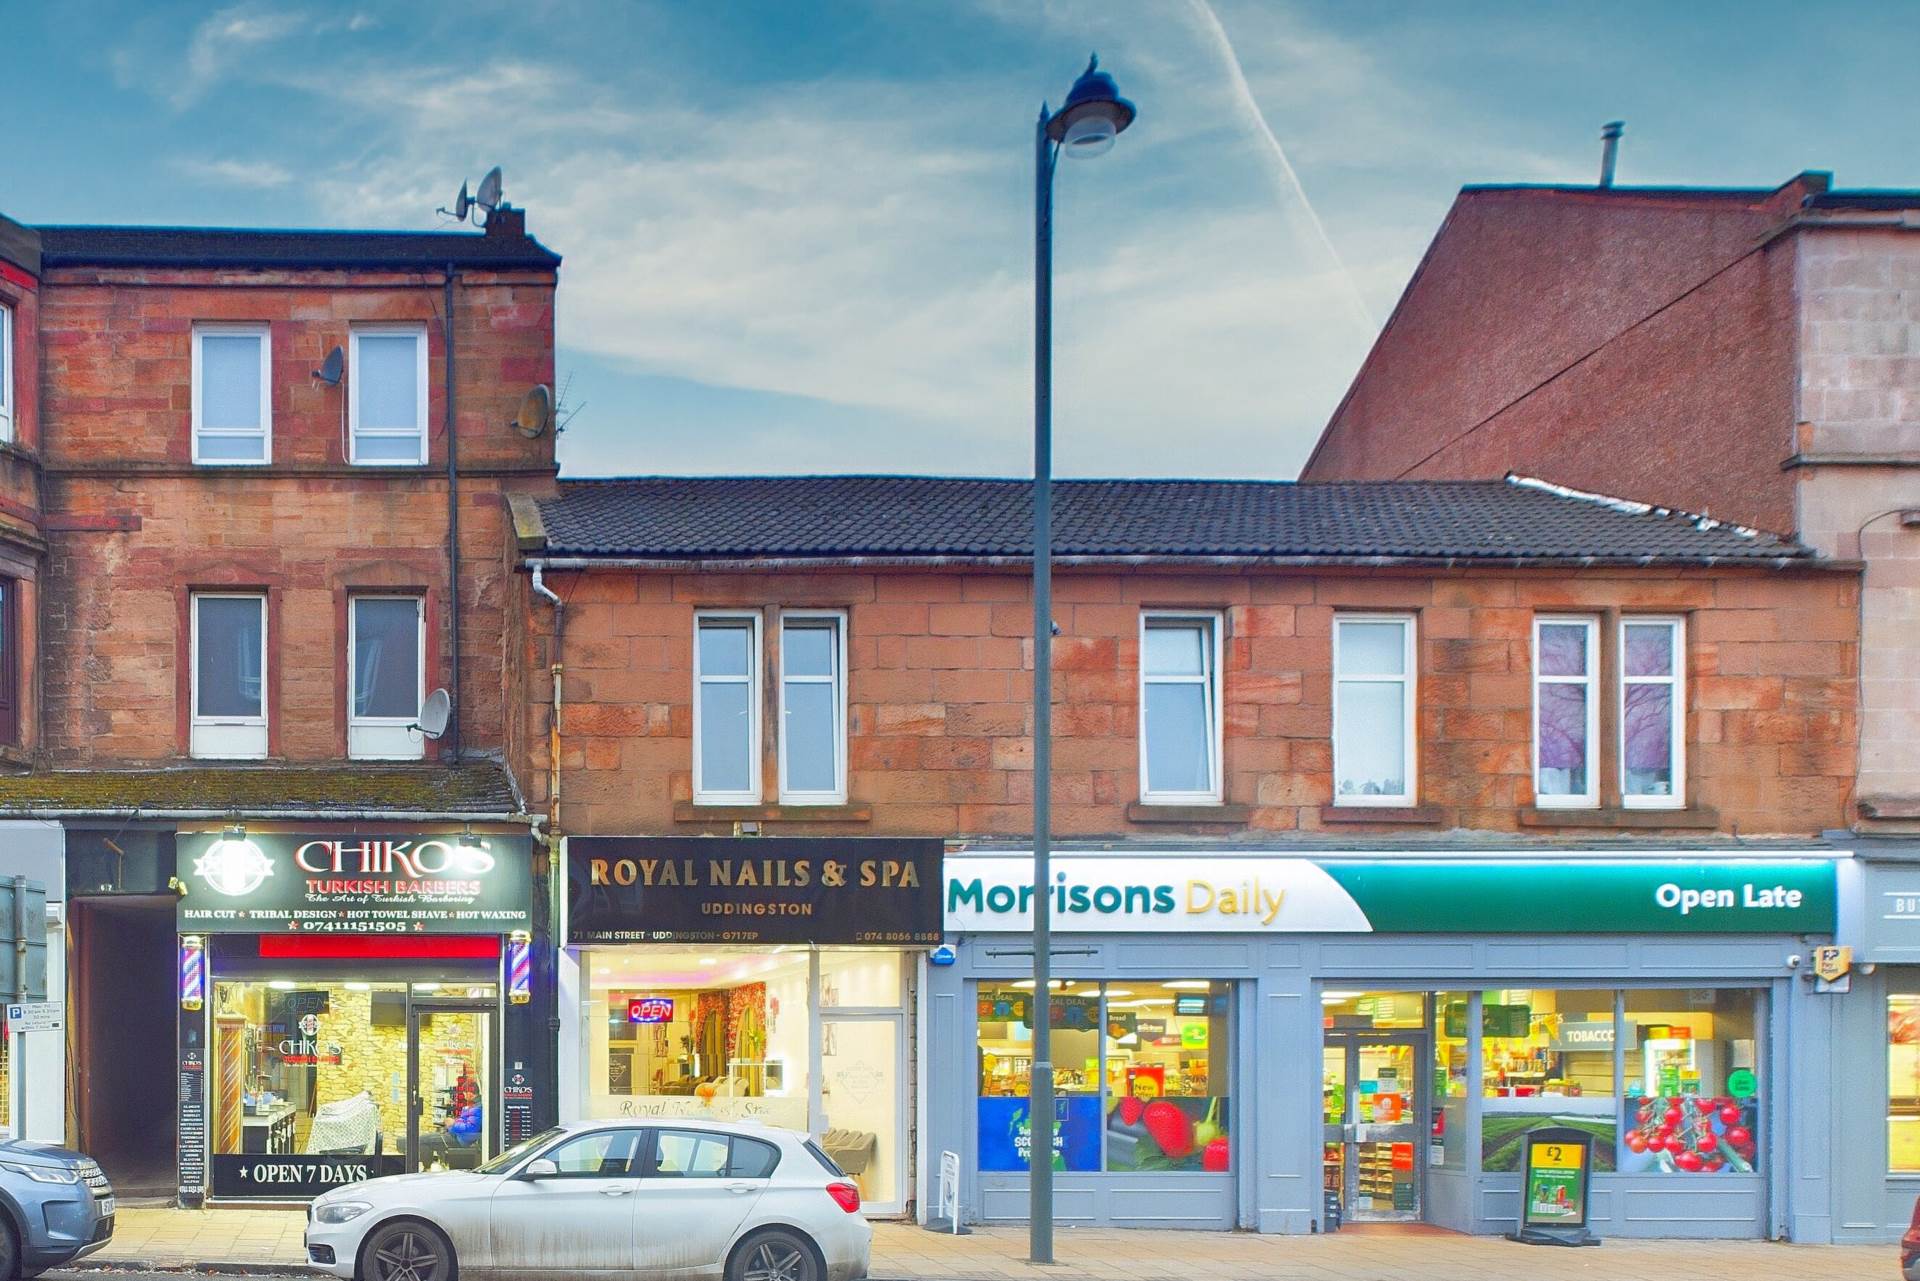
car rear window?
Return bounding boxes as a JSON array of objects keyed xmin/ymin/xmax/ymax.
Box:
[
  {"xmin": 803, "ymin": 1139, "xmax": 845, "ymax": 1177},
  {"xmin": 729, "ymin": 1137, "xmax": 781, "ymax": 1179}
]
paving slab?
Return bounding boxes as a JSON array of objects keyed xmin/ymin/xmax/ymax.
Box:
[{"xmin": 69, "ymin": 1208, "xmax": 1888, "ymax": 1280}]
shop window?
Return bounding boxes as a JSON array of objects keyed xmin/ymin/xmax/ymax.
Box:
[
  {"xmin": 349, "ymin": 326, "xmax": 428, "ymax": 465},
  {"xmin": 1478, "ymin": 989, "xmax": 1617, "ymax": 1173},
  {"xmin": 1332, "ymin": 615, "xmax": 1415, "ymax": 804},
  {"xmin": 1621, "ymin": 988, "xmax": 1762, "ymax": 1175},
  {"xmin": 976, "ymin": 980, "xmax": 1230, "ymax": 1175},
  {"xmin": 778, "ymin": 612, "xmax": 846, "ymax": 804},
  {"xmin": 192, "ymin": 324, "xmax": 270, "ymax": 465},
  {"xmin": 1621, "ymin": 617, "xmax": 1684, "ymax": 807},
  {"xmin": 1892, "ymin": 994, "xmax": 1920, "ymax": 1173},
  {"xmin": 693, "ymin": 613, "xmax": 760, "ymax": 804},
  {"xmin": 1431, "ymin": 991, "xmax": 1471, "ymax": 1171},
  {"xmin": 0, "ymin": 301, "xmax": 12, "ymax": 443},
  {"xmin": 1139, "ymin": 614, "xmax": 1221, "ymax": 803},
  {"xmin": 584, "ymin": 948, "xmax": 811, "ymax": 1131},
  {"xmin": 349, "ymin": 596, "xmax": 424, "ymax": 760},
  {"xmin": 544, "ymin": 1128, "xmax": 644, "ymax": 1177},
  {"xmin": 192, "ymin": 593, "xmax": 268, "ymax": 759},
  {"xmin": 1533, "ymin": 617, "xmax": 1598, "ymax": 807}
]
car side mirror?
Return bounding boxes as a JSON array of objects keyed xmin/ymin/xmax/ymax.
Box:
[{"xmin": 521, "ymin": 1158, "xmax": 559, "ymax": 1180}]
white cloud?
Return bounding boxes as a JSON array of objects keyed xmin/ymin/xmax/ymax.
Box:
[
  {"xmin": 173, "ymin": 3, "xmax": 308, "ymax": 107},
  {"xmin": 174, "ymin": 157, "xmax": 295, "ymax": 190}
]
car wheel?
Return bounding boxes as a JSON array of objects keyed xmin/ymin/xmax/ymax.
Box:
[
  {"xmin": 0, "ymin": 1219, "xmax": 17, "ymax": 1281},
  {"xmin": 729, "ymin": 1229, "xmax": 820, "ymax": 1281},
  {"xmin": 359, "ymin": 1220, "xmax": 455, "ymax": 1281}
]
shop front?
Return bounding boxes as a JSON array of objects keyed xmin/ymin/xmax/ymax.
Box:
[
  {"xmin": 172, "ymin": 826, "xmax": 538, "ymax": 1205},
  {"xmin": 923, "ymin": 848, "xmax": 1842, "ymax": 1238},
  {"xmin": 560, "ymin": 837, "xmax": 943, "ymax": 1216},
  {"xmin": 1829, "ymin": 845, "xmax": 1920, "ymax": 1242}
]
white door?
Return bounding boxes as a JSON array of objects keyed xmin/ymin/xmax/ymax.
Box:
[
  {"xmin": 632, "ymin": 1129, "xmax": 768, "ymax": 1276},
  {"xmin": 820, "ymin": 1014, "xmax": 905, "ymax": 1214},
  {"xmin": 488, "ymin": 1129, "xmax": 643, "ymax": 1277}
]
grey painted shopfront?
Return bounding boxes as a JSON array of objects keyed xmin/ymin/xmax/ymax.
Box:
[
  {"xmin": 1831, "ymin": 844, "xmax": 1920, "ymax": 1242},
  {"xmin": 918, "ymin": 848, "xmax": 1848, "ymax": 1240}
]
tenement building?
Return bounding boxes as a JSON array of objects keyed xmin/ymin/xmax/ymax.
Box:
[{"xmin": 510, "ymin": 474, "xmax": 1859, "ymax": 1238}]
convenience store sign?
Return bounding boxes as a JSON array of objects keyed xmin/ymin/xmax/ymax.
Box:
[{"xmin": 942, "ymin": 855, "xmax": 1836, "ymax": 935}]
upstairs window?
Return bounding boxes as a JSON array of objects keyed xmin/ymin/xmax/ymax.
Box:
[
  {"xmin": 1533, "ymin": 617, "xmax": 1599, "ymax": 807},
  {"xmin": 0, "ymin": 302, "xmax": 12, "ymax": 443},
  {"xmin": 779, "ymin": 612, "xmax": 846, "ymax": 804},
  {"xmin": 693, "ymin": 613, "xmax": 760, "ymax": 804},
  {"xmin": 350, "ymin": 596, "xmax": 425, "ymax": 760},
  {"xmin": 192, "ymin": 593, "xmax": 267, "ymax": 758},
  {"xmin": 192, "ymin": 325, "xmax": 270, "ymax": 465},
  {"xmin": 1621, "ymin": 617, "xmax": 1685, "ymax": 808},
  {"xmin": 350, "ymin": 325, "xmax": 428, "ymax": 465},
  {"xmin": 1333, "ymin": 615, "xmax": 1416, "ymax": 805},
  {"xmin": 1139, "ymin": 613, "xmax": 1222, "ymax": 803}
]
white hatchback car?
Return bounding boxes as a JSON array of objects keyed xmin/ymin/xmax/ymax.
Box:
[{"xmin": 304, "ymin": 1118, "xmax": 871, "ymax": 1281}]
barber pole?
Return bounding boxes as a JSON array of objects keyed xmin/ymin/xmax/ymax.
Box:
[
  {"xmin": 180, "ymin": 934, "xmax": 206, "ymax": 1011},
  {"xmin": 507, "ymin": 930, "xmax": 532, "ymax": 1004}
]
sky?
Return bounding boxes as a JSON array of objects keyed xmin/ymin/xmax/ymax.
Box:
[{"xmin": 5, "ymin": 1, "xmax": 1919, "ymax": 480}]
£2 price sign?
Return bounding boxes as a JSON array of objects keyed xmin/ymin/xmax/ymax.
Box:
[{"xmin": 1512, "ymin": 1126, "xmax": 1599, "ymax": 1247}]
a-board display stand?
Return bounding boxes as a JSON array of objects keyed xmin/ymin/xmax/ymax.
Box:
[{"xmin": 1508, "ymin": 1126, "xmax": 1600, "ymax": 1247}]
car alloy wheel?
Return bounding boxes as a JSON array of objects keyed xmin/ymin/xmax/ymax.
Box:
[
  {"xmin": 735, "ymin": 1230, "xmax": 818, "ymax": 1281},
  {"xmin": 364, "ymin": 1223, "xmax": 451, "ymax": 1281}
]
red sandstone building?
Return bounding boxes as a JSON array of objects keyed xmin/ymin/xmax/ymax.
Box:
[
  {"xmin": 1302, "ymin": 169, "xmax": 1920, "ymax": 1240},
  {"xmin": 510, "ymin": 474, "xmax": 1858, "ymax": 1238},
  {"xmin": 0, "ymin": 207, "xmax": 560, "ymax": 1203}
]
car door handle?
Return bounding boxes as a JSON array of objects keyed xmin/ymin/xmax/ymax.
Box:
[
  {"xmin": 600, "ymin": 1185, "xmax": 635, "ymax": 1196},
  {"xmin": 726, "ymin": 1183, "xmax": 752, "ymax": 1195}
]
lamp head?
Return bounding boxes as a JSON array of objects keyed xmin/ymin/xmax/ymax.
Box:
[{"xmin": 1046, "ymin": 54, "xmax": 1135, "ymax": 158}]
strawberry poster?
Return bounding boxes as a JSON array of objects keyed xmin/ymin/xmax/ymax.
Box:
[{"xmin": 1106, "ymin": 1095, "xmax": 1230, "ymax": 1172}]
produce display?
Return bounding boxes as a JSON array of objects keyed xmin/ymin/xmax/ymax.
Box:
[
  {"xmin": 1619, "ymin": 1091, "xmax": 1758, "ymax": 1173},
  {"xmin": 1105, "ymin": 1095, "xmax": 1230, "ymax": 1172}
]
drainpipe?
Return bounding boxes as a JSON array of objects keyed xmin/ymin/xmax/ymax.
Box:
[
  {"xmin": 529, "ymin": 564, "xmax": 564, "ymax": 837},
  {"xmin": 443, "ymin": 264, "xmax": 462, "ymax": 757},
  {"xmin": 528, "ymin": 562, "xmax": 566, "ymax": 1126}
]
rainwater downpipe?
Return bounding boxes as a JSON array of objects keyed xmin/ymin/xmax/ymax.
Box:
[
  {"xmin": 530, "ymin": 563, "xmax": 565, "ymax": 836},
  {"xmin": 443, "ymin": 264, "xmax": 462, "ymax": 757}
]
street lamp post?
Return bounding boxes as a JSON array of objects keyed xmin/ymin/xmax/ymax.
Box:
[{"xmin": 1030, "ymin": 54, "xmax": 1135, "ymax": 1267}]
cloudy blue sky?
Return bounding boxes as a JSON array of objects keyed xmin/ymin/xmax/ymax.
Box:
[{"xmin": 5, "ymin": 1, "xmax": 1917, "ymax": 479}]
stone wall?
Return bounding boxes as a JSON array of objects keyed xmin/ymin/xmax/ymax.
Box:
[
  {"xmin": 1795, "ymin": 228, "xmax": 1920, "ymax": 817},
  {"xmin": 515, "ymin": 563, "xmax": 1859, "ymax": 839}
]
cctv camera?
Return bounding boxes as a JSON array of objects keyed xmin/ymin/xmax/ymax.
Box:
[{"xmin": 1785, "ymin": 954, "xmax": 1802, "ymax": 969}]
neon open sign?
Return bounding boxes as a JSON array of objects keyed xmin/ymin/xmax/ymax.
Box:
[{"xmin": 628, "ymin": 997, "xmax": 674, "ymax": 1024}]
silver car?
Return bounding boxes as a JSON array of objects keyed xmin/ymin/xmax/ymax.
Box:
[
  {"xmin": 0, "ymin": 1140, "xmax": 114, "ymax": 1279},
  {"xmin": 305, "ymin": 1118, "xmax": 870, "ymax": 1281}
]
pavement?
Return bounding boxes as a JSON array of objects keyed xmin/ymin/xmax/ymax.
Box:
[
  {"xmin": 62, "ymin": 1207, "xmax": 1891, "ymax": 1280},
  {"xmin": 52, "ymin": 1206, "xmax": 1896, "ymax": 1275}
]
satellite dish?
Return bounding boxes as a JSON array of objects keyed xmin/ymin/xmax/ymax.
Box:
[
  {"xmin": 452, "ymin": 181, "xmax": 472, "ymax": 222},
  {"xmin": 514, "ymin": 385, "xmax": 553, "ymax": 438},
  {"xmin": 312, "ymin": 346, "xmax": 344, "ymax": 386},
  {"xmin": 414, "ymin": 688, "xmax": 452, "ymax": 740},
  {"xmin": 475, "ymin": 167, "xmax": 503, "ymax": 212}
]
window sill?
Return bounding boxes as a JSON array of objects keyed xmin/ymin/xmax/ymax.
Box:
[
  {"xmin": 1125, "ymin": 802, "xmax": 1251, "ymax": 825},
  {"xmin": 1520, "ymin": 804, "xmax": 1720, "ymax": 830},
  {"xmin": 1858, "ymin": 796, "xmax": 1920, "ymax": 821},
  {"xmin": 672, "ymin": 801, "xmax": 872, "ymax": 824},
  {"xmin": 1319, "ymin": 804, "xmax": 1444, "ymax": 825}
]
